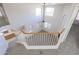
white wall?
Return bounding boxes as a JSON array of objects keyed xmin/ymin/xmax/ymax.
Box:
[
  {"xmin": 60, "ymin": 4, "xmax": 74, "ymax": 28},
  {"xmin": 45, "ymin": 5, "xmax": 64, "ymax": 32},
  {"xmin": 3, "ymin": 3, "xmax": 42, "ymax": 31},
  {"xmin": 3, "ymin": 3, "xmax": 65, "ymax": 32},
  {"xmin": 3, "ymin": 3, "xmax": 75, "ymax": 37},
  {"xmin": 58, "ymin": 4, "xmax": 78, "ymax": 44}
]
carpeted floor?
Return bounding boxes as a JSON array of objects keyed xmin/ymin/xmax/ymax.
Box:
[{"xmin": 6, "ymin": 24, "xmax": 79, "ymax": 55}]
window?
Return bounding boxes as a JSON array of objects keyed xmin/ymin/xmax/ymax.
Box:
[
  {"xmin": 36, "ymin": 8, "xmax": 41, "ymax": 16},
  {"xmin": 45, "ymin": 7, "xmax": 54, "ymax": 16},
  {"xmin": 0, "ymin": 5, "xmax": 9, "ymax": 27}
]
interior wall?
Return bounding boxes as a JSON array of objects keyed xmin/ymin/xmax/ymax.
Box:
[
  {"xmin": 58, "ymin": 4, "xmax": 78, "ymax": 43},
  {"xmin": 45, "ymin": 5, "xmax": 64, "ymax": 31},
  {"xmin": 61, "ymin": 4, "xmax": 74, "ymax": 28},
  {"xmin": 3, "ymin": 3, "xmax": 42, "ymax": 30},
  {"xmin": 3, "ymin": 3, "xmax": 65, "ymax": 32}
]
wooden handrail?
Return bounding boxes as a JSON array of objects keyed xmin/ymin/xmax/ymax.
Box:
[
  {"xmin": 59, "ymin": 28, "xmax": 65, "ymax": 34},
  {"xmin": 22, "ymin": 31, "xmax": 59, "ymax": 34},
  {"xmin": 19, "ymin": 25, "xmax": 65, "ymax": 35},
  {"xmin": 21, "ymin": 28, "xmax": 65, "ymax": 35}
]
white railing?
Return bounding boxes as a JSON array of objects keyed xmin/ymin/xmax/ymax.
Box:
[
  {"xmin": 25, "ymin": 32, "xmax": 58, "ymax": 46},
  {"xmin": 16, "ymin": 28, "xmax": 65, "ymax": 49}
]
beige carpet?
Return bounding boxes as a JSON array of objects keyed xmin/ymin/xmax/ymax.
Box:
[{"xmin": 6, "ymin": 24, "xmax": 79, "ymax": 55}]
